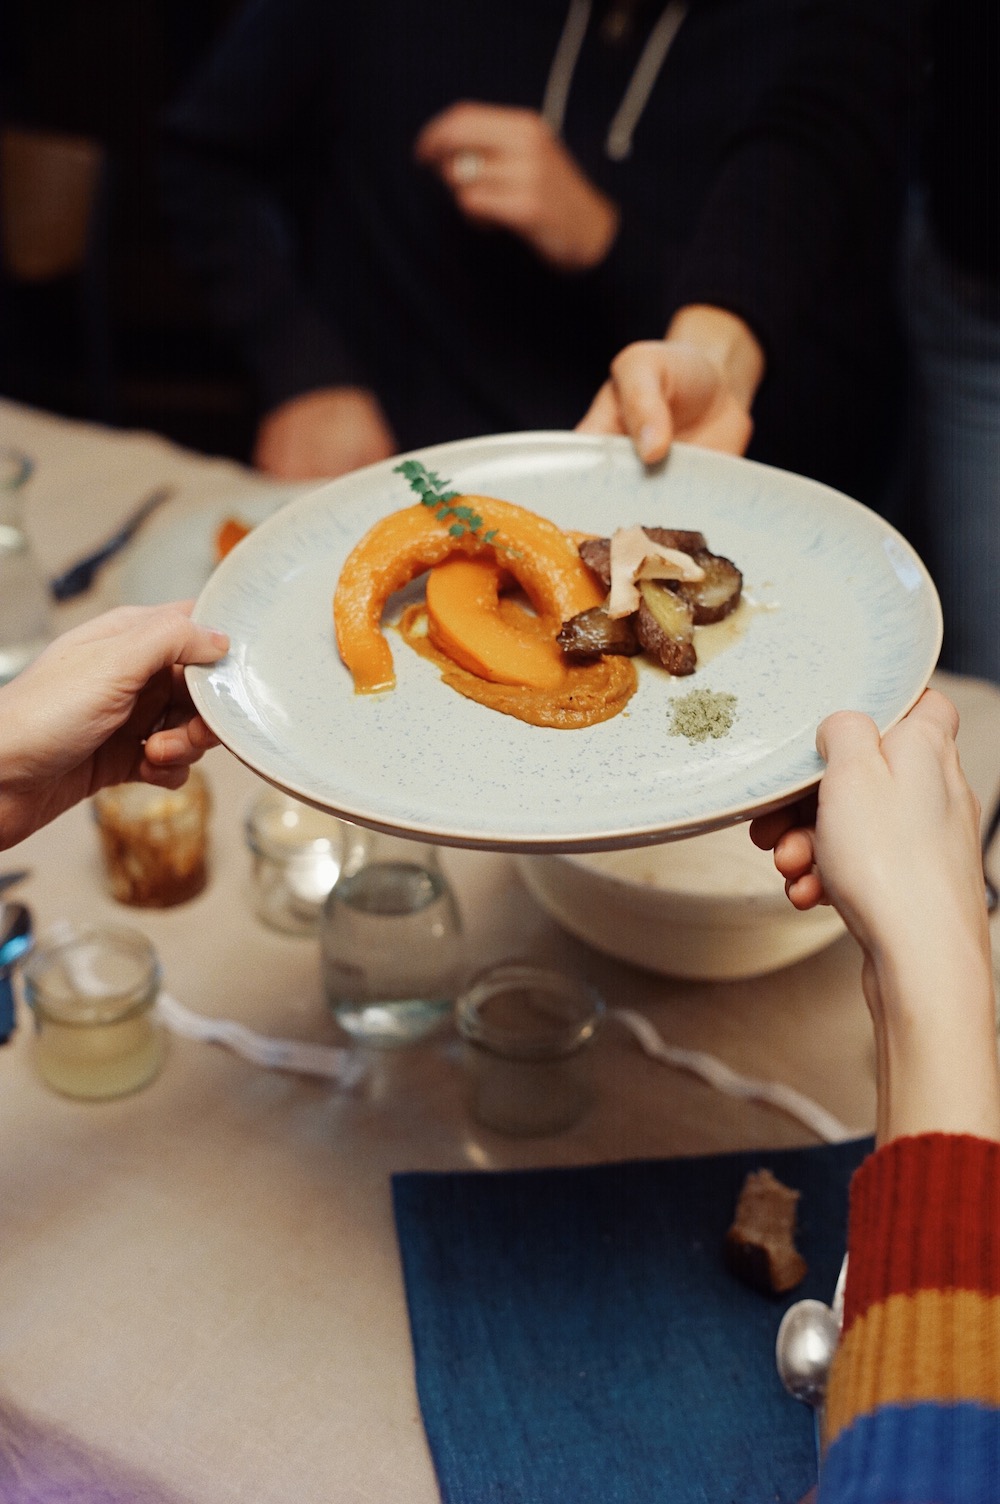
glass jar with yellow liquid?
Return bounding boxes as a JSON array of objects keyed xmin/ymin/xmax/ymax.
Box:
[{"xmin": 23, "ymin": 926, "xmax": 164, "ymax": 1100}]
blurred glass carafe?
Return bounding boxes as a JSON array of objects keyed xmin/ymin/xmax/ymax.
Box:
[
  {"xmin": 0, "ymin": 448, "xmax": 52, "ymax": 684},
  {"xmin": 321, "ymin": 829, "xmax": 463, "ymax": 1047}
]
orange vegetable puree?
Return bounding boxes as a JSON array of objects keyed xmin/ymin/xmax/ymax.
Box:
[{"xmin": 399, "ymin": 602, "xmax": 636, "ymax": 730}]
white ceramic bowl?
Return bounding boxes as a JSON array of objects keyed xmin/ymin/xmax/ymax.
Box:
[{"xmin": 515, "ymin": 824, "xmax": 844, "ymax": 981}]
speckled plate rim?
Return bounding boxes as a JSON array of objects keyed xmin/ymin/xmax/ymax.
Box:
[{"xmin": 187, "ymin": 433, "xmax": 942, "ymax": 852}]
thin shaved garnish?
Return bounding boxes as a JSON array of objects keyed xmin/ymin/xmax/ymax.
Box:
[{"xmin": 607, "ymin": 525, "xmax": 705, "ymax": 618}]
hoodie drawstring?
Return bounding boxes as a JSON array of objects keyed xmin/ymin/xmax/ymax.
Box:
[{"xmin": 542, "ymin": 0, "xmax": 688, "ymax": 162}]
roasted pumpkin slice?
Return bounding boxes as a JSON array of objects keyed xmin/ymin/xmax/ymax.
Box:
[
  {"xmin": 334, "ymin": 497, "xmax": 602, "ymax": 693},
  {"xmin": 425, "ymin": 557, "xmax": 568, "ymax": 691}
]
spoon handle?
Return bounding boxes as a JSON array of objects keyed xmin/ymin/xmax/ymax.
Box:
[
  {"xmin": 983, "ymin": 785, "xmax": 1000, "ymax": 914},
  {"xmin": 0, "ymin": 974, "xmax": 15, "ymax": 1043}
]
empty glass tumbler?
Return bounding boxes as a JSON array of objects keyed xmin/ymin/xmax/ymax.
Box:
[
  {"xmin": 456, "ymin": 962, "xmax": 604, "ymax": 1136},
  {"xmin": 0, "ymin": 448, "xmax": 52, "ymax": 685},
  {"xmin": 320, "ymin": 829, "xmax": 463, "ymax": 1047}
]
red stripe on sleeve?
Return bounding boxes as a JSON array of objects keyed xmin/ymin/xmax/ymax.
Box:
[{"xmin": 842, "ymin": 1134, "xmax": 1000, "ymax": 1333}]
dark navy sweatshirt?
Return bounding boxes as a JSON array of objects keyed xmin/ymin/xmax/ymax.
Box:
[{"xmin": 161, "ymin": 0, "xmax": 923, "ymax": 504}]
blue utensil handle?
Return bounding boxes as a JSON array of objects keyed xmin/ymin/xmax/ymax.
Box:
[
  {"xmin": 48, "ymin": 486, "xmax": 175, "ymax": 601},
  {"xmin": 0, "ymin": 972, "xmax": 15, "ymax": 1043}
]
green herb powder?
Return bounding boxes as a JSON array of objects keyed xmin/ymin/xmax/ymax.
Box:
[{"xmin": 669, "ymin": 689, "xmax": 737, "ymax": 743}]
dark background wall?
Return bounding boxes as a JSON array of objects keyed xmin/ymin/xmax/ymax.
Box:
[{"xmin": 1, "ymin": 0, "xmax": 255, "ymax": 459}]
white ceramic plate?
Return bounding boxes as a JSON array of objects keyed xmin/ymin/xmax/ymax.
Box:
[
  {"xmin": 187, "ymin": 433, "xmax": 941, "ymax": 852},
  {"xmin": 116, "ymin": 488, "xmax": 300, "ymax": 606}
]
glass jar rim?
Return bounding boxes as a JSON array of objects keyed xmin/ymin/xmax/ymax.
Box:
[
  {"xmin": 92, "ymin": 767, "xmax": 208, "ymax": 820},
  {"xmin": 456, "ymin": 961, "xmax": 603, "ymax": 1061},
  {"xmin": 24, "ymin": 924, "xmax": 161, "ymax": 1026},
  {"xmin": 245, "ymin": 789, "xmax": 347, "ymax": 863}
]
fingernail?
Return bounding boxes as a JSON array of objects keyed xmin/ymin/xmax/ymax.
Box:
[
  {"xmin": 209, "ymin": 630, "xmax": 229, "ymax": 649},
  {"xmin": 638, "ymin": 424, "xmax": 661, "ymax": 460}
]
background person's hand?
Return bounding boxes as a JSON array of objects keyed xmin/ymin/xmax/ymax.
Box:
[
  {"xmin": 578, "ymin": 307, "xmax": 765, "ymax": 463},
  {"xmin": 750, "ymin": 690, "xmax": 1000, "ymax": 1144},
  {"xmin": 0, "ymin": 604, "xmax": 229, "ymax": 850},
  {"xmin": 414, "ymin": 102, "xmax": 620, "ymax": 272},
  {"xmin": 253, "ymin": 387, "xmax": 398, "ymax": 481}
]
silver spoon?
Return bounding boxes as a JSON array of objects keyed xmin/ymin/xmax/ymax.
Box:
[
  {"xmin": 0, "ymin": 901, "xmax": 34, "ymax": 1044},
  {"xmin": 776, "ymin": 1297, "xmax": 840, "ymax": 1480}
]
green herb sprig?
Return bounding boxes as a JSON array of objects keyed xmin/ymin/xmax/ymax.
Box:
[{"xmin": 394, "ymin": 459, "xmax": 498, "ymax": 546}]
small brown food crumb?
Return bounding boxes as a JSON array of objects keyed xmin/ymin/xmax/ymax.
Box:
[
  {"xmin": 669, "ymin": 688, "xmax": 737, "ymax": 743},
  {"xmin": 724, "ymin": 1168, "xmax": 808, "ymax": 1295}
]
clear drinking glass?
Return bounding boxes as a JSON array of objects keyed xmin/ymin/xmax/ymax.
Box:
[
  {"xmin": 456, "ymin": 962, "xmax": 604, "ymax": 1136},
  {"xmin": 320, "ymin": 829, "xmax": 463, "ymax": 1046},
  {"xmin": 0, "ymin": 447, "xmax": 52, "ymax": 685}
]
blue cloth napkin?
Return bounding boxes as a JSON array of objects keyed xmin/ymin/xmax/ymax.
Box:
[{"xmin": 392, "ymin": 1136, "xmax": 873, "ymax": 1504}]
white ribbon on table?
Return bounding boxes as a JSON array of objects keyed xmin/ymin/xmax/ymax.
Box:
[
  {"xmin": 155, "ymin": 992, "xmax": 367, "ymax": 1088},
  {"xmin": 45, "ymin": 919, "xmax": 365, "ymax": 1088},
  {"xmin": 156, "ymin": 999, "xmax": 853, "ymax": 1138},
  {"xmin": 44, "ymin": 921, "xmax": 856, "ymax": 1125},
  {"xmin": 609, "ymin": 1008, "xmax": 857, "ymax": 1144}
]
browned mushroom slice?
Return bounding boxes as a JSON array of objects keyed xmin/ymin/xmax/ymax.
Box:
[
  {"xmin": 674, "ymin": 550, "xmax": 743, "ymax": 625},
  {"xmin": 557, "ymin": 606, "xmax": 641, "ymax": 659},
  {"xmin": 636, "ymin": 581, "xmax": 696, "ymax": 675}
]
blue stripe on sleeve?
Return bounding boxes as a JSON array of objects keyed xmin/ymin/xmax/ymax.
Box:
[{"xmin": 820, "ymin": 1400, "xmax": 1000, "ymax": 1503}]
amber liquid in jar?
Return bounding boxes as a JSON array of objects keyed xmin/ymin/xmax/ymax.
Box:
[{"xmin": 92, "ymin": 771, "xmax": 210, "ymax": 907}]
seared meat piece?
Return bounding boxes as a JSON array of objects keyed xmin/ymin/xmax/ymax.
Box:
[
  {"xmin": 643, "ymin": 526, "xmax": 709, "ymax": 555},
  {"xmin": 570, "ymin": 528, "xmax": 738, "ymax": 676},
  {"xmin": 577, "ymin": 528, "xmax": 708, "ymax": 591},
  {"xmin": 674, "ymin": 550, "xmax": 743, "ymax": 625},
  {"xmin": 557, "ymin": 606, "xmax": 641, "ymax": 659},
  {"xmin": 576, "ymin": 536, "xmax": 612, "ymax": 588},
  {"xmin": 636, "ymin": 582, "xmax": 696, "ymax": 675}
]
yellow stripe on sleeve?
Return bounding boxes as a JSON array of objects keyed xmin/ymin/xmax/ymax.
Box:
[{"xmin": 824, "ymin": 1288, "xmax": 1000, "ymax": 1448}]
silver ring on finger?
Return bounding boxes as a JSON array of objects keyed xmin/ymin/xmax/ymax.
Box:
[{"xmin": 452, "ymin": 150, "xmax": 483, "ymax": 185}]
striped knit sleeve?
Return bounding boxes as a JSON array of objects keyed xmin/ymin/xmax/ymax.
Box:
[{"xmin": 819, "ymin": 1134, "xmax": 1000, "ymax": 1504}]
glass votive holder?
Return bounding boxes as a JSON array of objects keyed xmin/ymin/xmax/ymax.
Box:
[
  {"xmin": 92, "ymin": 769, "xmax": 210, "ymax": 907},
  {"xmin": 245, "ymin": 788, "xmax": 359, "ymax": 935},
  {"xmin": 456, "ymin": 962, "xmax": 604, "ymax": 1137},
  {"xmin": 23, "ymin": 925, "xmax": 165, "ymax": 1100}
]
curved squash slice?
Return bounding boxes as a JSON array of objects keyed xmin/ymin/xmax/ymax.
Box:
[
  {"xmin": 334, "ymin": 496, "xmax": 602, "ymax": 693},
  {"xmin": 425, "ymin": 557, "xmax": 567, "ymax": 691}
]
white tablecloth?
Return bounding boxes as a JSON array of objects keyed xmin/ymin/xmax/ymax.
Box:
[{"xmin": 1, "ymin": 398, "xmax": 998, "ymax": 1502}]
